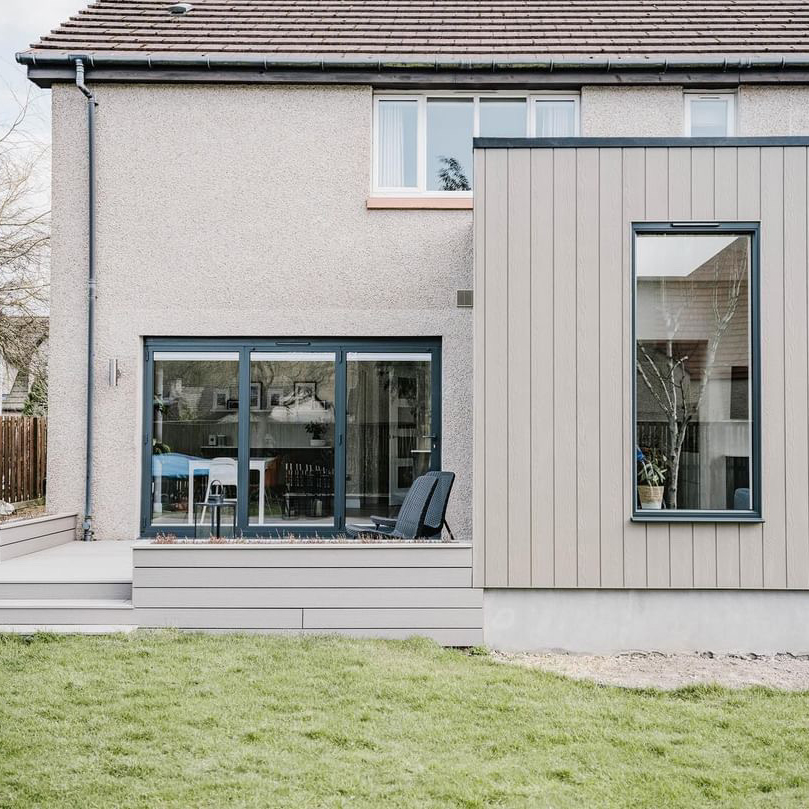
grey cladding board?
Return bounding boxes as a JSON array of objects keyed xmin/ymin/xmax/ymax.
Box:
[{"xmin": 474, "ymin": 144, "xmax": 804, "ymax": 590}]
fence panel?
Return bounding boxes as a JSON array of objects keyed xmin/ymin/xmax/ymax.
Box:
[{"xmin": 0, "ymin": 417, "xmax": 47, "ymax": 503}]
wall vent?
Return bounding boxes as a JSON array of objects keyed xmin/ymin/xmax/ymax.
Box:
[{"xmin": 456, "ymin": 289, "xmax": 474, "ymax": 308}]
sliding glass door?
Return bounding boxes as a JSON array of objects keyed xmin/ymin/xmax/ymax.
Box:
[
  {"xmin": 249, "ymin": 353, "xmax": 336, "ymax": 526},
  {"xmin": 142, "ymin": 339, "xmax": 440, "ymax": 536},
  {"xmin": 150, "ymin": 352, "xmax": 240, "ymax": 528},
  {"xmin": 346, "ymin": 353, "xmax": 433, "ymax": 522}
]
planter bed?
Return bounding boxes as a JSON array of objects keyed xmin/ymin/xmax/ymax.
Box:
[
  {"xmin": 132, "ymin": 541, "xmax": 481, "ymax": 645},
  {"xmin": 0, "ymin": 513, "xmax": 77, "ymax": 562}
]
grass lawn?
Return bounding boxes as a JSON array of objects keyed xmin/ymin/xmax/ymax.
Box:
[{"xmin": 1, "ymin": 633, "xmax": 808, "ymax": 808}]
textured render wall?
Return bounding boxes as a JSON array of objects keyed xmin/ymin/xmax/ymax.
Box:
[
  {"xmin": 581, "ymin": 86, "xmax": 684, "ymax": 136},
  {"xmin": 738, "ymin": 86, "xmax": 809, "ymax": 135},
  {"xmin": 50, "ymin": 83, "xmax": 473, "ymax": 539},
  {"xmin": 583, "ymin": 85, "xmax": 809, "ymax": 138}
]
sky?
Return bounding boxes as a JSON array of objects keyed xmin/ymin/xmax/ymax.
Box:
[{"xmin": 1, "ymin": 0, "xmax": 84, "ymax": 143}]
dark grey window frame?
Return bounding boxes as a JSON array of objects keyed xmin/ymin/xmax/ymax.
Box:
[
  {"xmin": 631, "ymin": 222, "xmax": 762, "ymax": 523},
  {"xmin": 141, "ymin": 337, "xmax": 442, "ymax": 537}
]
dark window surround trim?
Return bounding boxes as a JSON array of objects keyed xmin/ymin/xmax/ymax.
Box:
[
  {"xmin": 630, "ymin": 222, "xmax": 762, "ymax": 523},
  {"xmin": 475, "ymin": 136, "xmax": 809, "ymax": 149},
  {"xmin": 141, "ymin": 336, "xmax": 442, "ymax": 538}
]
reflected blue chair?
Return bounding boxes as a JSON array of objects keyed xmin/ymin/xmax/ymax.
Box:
[{"xmin": 734, "ymin": 487, "xmax": 751, "ymax": 510}]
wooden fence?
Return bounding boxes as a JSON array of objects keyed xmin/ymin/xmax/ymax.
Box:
[{"xmin": 0, "ymin": 417, "xmax": 46, "ymax": 504}]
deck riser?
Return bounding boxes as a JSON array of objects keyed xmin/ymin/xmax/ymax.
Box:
[{"xmin": 0, "ymin": 582, "xmax": 132, "ymax": 600}]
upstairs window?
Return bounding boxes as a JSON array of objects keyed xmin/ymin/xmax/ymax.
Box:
[
  {"xmin": 685, "ymin": 93, "xmax": 736, "ymax": 137},
  {"xmin": 373, "ymin": 93, "xmax": 579, "ymax": 194}
]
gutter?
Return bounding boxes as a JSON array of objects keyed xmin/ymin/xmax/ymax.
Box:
[
  {"xmin": 74, "ymin": 58, "xmax": 97, "ymax": 542},
  {"xmin": 16, "ymin": 51, "xmax": 809, "ymax": 74}
]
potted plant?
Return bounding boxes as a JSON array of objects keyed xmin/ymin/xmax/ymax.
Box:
[
  {"xmin": 305, "ymin": 420, "xmax": 327, "ymax": 447},
  {"xmin": 637, "ymin": 448, "xmax": 667, "ymax": 509}
]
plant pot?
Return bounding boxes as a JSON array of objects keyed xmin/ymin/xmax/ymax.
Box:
[
  {"xmin": 638, "ymin": 485, "xmax": 664, "ymax": 510},
  {"xmin": 309, "ymin": 439, "xmax": 326, "ymax": 447}
]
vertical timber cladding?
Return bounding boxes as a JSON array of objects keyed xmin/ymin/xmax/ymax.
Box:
[{"xmin": 474, "ymin": 141, "xmax": 809, "ymax": 591}]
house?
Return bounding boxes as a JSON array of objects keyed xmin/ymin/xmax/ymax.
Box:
[
  {"xmin": 13, "ymin": 0, "xmax": 809, "ymax": 650},
  {"xmin": 0, "ymin": 318, "xmax": 48, "ymax": 417}
]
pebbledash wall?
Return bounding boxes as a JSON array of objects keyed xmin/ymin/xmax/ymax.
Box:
[
  {"xmin": 49, "ymin": 82, "xmax": 477, "ymax": 540},
  {"xmin": 474, "ymin": 138, "xmax": 809, "ymax": 652}
]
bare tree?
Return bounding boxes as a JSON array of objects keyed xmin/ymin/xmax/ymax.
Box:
[
  {"xmin": 636, "ymin": 243, "xmax": 746, "ymax": 509},
  {"xmin": 0, "ymin": 91, "xmax": 50, "ymax": 408}
]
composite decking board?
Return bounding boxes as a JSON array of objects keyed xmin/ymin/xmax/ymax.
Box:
[
  {"xmin": 302, "ymin": 608, "xmax": 483, "ymax": 629},
  {"xmin": 132, "ymin": 546, "xmax": 472, "ymax": 568},
  {"xmin": 0, "ymin": 514, "xmax": 76, "ymax": 548},
  {"xmin": 475, "ymin": 143, "xmax": 802, "ymax": 590},
  {"xmin": 133, "ymin": 587, "xmax": 484, "ymax": 609},
  {"xmin": 136, "ymin": 608, "xmax": 304, "ymax": 629},
  {"xmin": 132, "ymin": 566, "xmax": 474, "ymax": 588},
  {"xmin": 0, "ymin": 529, "xmax": 76, "ymax": 562},
  {"xmin": 0, "ymin": 606, "xmax": 138, "ymax": 624},
  {"xmin": 202, "ymin": 627, "xmax": 484, "ymax": 644},
  {"xmin": 0, "ymin": 581, "xmax": 132, "ymax": 600}
]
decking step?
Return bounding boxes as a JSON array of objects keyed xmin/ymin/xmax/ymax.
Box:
[
  {"xmin": 0, "ymin": 581, "xmax": 132, "ymax": 600},
  {"xmin": 0, "ymin": 598, "xmax": 138, "ymax": 627}
]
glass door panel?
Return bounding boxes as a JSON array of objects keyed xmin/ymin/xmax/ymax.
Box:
[
  {"xmin": 249, "ymin": 353, "xmax": 336, "ymax": 526},
  {"xmin": 346, "ymin": 352, "xmax": 432, "ymax": 523},
  {"xmin": 151, "ymin": 352, "xmax": 240, "ymax": 527}
]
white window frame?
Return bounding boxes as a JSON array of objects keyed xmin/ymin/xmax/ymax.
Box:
[
  {"xmin": 371, "ymin": 91, "xmax": 580, "ymax": 197},
  {"xmin": 684, "ymin": 91, "xmax": 736, "ymax": 137}
]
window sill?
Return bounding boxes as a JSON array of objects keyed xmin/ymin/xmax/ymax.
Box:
[
  {"xmin": 632, "ymin": 512, "xmax": 764, "ymax": 523},
  {"xmin": 366, "ymin": 197, "xmax": 473, "ymax": 210}
]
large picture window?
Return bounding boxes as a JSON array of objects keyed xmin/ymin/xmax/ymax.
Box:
[
  {"xmin": 143, "ymin": 339, "xmax": 441, "ymax": 536},
  {"xmin": 633, "ymin": 225, "xmax": 760, "ymax": 519}
]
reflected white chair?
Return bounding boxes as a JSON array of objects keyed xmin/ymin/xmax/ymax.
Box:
[{"xmin": 199, "ymin": 457, "xmax": 238, "ymax": 525}]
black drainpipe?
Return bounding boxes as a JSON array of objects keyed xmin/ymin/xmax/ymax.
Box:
[{"xmin": 74, "ymin": 58, "xmax": 97, "ymax": 541}]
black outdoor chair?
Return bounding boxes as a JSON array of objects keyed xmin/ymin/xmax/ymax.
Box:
[
  {"xmin": 345, "ymin": 474, "xmax": 438, "ymax": 539},
  {"xmin": 365, "ymin": 471, "xmax": 456, "ymax": 540}
]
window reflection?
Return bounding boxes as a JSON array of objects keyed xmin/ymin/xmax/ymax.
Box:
[
  {"xmin": 427, "ymin": 99, "xmax": 473, "ymax": 191},
  {"xmin": 151, "ymin": 353, "xmax": 240, "ymax": 526},
  {"xmin": 635, "ymin": 233, "xmax": 753, "ymax": 511},
  {"xmin": 346, "ymin": 353, "xmax": 432, "ymax": 522},
  {"xmin": 249, "ymin": 353, "xmax": 336, "ymax": 526}
]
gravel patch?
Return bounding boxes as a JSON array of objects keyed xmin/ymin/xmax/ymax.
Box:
[{"xmin": 491, "ymin": 650, "xmax": 809, "ymax": 691}]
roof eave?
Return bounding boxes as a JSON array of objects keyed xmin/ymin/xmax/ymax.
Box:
[{"xmin": 18, "ymin": 49, "xmax": 809, "ymax": 88}]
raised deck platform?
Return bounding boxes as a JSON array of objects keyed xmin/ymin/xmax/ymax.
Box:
[{"xmin": 0, "ymin": 540, "xmax": 482, "ymax": 644}]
